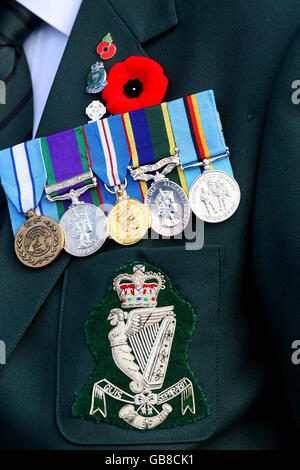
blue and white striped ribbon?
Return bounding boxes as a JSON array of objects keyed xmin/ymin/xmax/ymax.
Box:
[{"xmin": 0, "ymin": 139, "xmax": 49, "ymax": 235}]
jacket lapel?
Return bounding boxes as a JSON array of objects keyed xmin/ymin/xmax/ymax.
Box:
[
  {"xmin": 1, "ymin": 0, "xmax": 178, "ymax": 366},
  {"xmin": 108, "ymin": 0, "xmax": 178, "ymax": 43}
]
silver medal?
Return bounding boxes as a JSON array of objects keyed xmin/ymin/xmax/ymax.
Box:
[
  {"xmin": 60, "ymin": 203, "xmax": 107, "ymax": 256},
  {"xmin": 129, "ymin": 149, "xmax": 190, "ymax": 236},
  {"xmin": 45, "ymin": 172, "xmax": 108, "ymax": 257},
  {"xmin": 145, "ymin": 179, "xmax": 190, "ymax": 236},
  {"xmin": 189, "ymin": 169, "xmax": 240, "ymax": 223}
]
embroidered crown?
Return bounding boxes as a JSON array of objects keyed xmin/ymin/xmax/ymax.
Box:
[{"xmin": 113, "ymin": 264, "xmax": 165, "ymax": 308}]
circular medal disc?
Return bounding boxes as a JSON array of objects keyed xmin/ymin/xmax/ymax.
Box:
[
  {"xmin": 144, "ymin": 180, "xmax": 191, "ymax": 236},
  {"xmin": 14, "ymin": 214, "xmax": 64, "ymax": 268},
  {"xmin": 189, "ymin": 170, "xmax": 241, "ymax": 223},
  {"xmin": 108, "ymin": 198, "xmax": 151, "ymax": 245},
  {"xmin": 60, "ymin": 203, "xmax": 108, "ymax": 257}
]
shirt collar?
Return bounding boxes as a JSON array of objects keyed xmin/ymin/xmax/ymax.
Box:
[{"xmin": 16, "ymin": 0, "xmax": 83, "ymax": 36}]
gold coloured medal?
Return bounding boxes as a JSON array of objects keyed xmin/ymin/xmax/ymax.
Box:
[
  {"xmin": 106, "ymin": 180, "xmax": 151, "ymax": 245},
  {"xmin": 14, "ymin": 210, "xmax": 64, "ymax": 268}
]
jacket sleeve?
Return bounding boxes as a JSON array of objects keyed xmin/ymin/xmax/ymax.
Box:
[{"xmin": 252, "ymin": 26, "xmax": 300, "ymax": 432}]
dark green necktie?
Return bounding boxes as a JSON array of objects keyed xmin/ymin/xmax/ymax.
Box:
[{"xmin": 0, "ymin": 0, "xmax": 41, "ymax": 150}]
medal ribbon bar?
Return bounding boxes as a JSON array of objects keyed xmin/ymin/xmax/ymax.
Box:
[
  {"xmin": 123, "ymin": 102, "xmax": 187, "ymax": 198},
  {"xmin": 0, "ymin": 140, "xmax": 50, "ymax": 235},
  {"xmin": 0, "ymin": 89, "xmax": 236, "ymax": 237},
  {"xmin": 167, "ymin": 91, "xmax": 234, "ymax": 190},
  {"xmin": 0, "ymin": 140, "xmax": 65, "ymax": 266},
  {"xmin": 82, "ymin": 114, "xmax": 144, "ymax": 214},
  {"xmin": 45, "ymin": 170, "xmax": 94, "ymax": 195},
  {"xmin": 41, "ymin": 128, "xmax": 102, "ymax": 220},
  {"xmin": 82, "ymin": 114, "xmax": 151, "ymax": 245}
]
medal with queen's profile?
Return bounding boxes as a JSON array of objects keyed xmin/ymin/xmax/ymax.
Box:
[
  {"xmin": 144, "ymin": 179, "xmax": 190, "ymax": 237},
  {"xmin": 46, "ymin": 177, "xmax": 108, "ymax": 257},
  {"xmin": 128, "ymin": 151, "xmax": 190, "ymax": 237}
]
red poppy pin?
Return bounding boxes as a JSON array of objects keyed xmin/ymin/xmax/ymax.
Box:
[
  {"xmin": 97, "ymin": 33, "xmax": 116, "ymax": 60},
  {"xmin": 102, "ymin": 56, "xmax": 168, "ymax": 115}
]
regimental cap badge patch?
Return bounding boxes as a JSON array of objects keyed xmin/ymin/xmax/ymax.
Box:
[{"xmin": 72, "ymin": 262, "xmax": 210, "ymax": 430}]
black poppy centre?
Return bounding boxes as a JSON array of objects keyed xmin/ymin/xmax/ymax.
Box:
[{"xmin": 123, "ymin": 79, "xmax": 143, "ymax": 98}]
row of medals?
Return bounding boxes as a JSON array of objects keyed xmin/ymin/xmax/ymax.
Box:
[{"xmin": 14, "ymin": 148, "xmax": 240, "ymax": 268}]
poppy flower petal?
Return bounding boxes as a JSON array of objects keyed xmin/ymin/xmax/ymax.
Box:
[
  {"xmin": 102, "ymin": 83, "xmax": 124, "ymax": 104},
  {"xmin": 105, "ymin": 62, "xmax": 130, "ymax": 83},
  {"xmin": 102, "ymin": 56, "xmax": 168, "ymax": 114},
  {"xmin": 138, "ymin": 90, "xmax": 165, "ymax": 108},
  {"xmin": 106, "ymin": 96, "xmax": 141, "ymax": 114},
  {"xmin": 142, "ymin": 73, "xmax": 169, "ymax": 94},
  {"xmin": 124, "ymin": 56, "xmax": 164, "ymax": 77}
]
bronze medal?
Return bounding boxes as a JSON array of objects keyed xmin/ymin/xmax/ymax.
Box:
[{"xmin": 14, "ymin": 210, "xmax": 64, "ymax": 268}]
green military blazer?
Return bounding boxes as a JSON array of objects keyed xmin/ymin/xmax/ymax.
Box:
[{"xmin": 0, "ymin": 0, "xmax": 299, "ymax": 449}]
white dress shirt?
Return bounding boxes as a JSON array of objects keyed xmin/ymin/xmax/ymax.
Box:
[{"xmin": 16, "ymin": 0, "xmax": 82, "ymax": 137}]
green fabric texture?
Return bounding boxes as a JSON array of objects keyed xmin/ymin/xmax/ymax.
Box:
[{"xmin": 72, "ymin": 261, "xmax": 209, "ymax": 429}]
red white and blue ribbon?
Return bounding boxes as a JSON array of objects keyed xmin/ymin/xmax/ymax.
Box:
[
  {"xmin": 84, "ymin": 115, "xmax": 129, "ymax": 187},
  {"xmin": 83, "ymin": 114, "xmax": 143, "ymax": 210}
]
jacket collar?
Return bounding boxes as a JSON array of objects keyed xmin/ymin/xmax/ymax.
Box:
[
  {"xmin": 108, "ymin": 0, "xmax": 178, "ymax": 43},
  {"xmin": 16, "ymin": 0, "xmax": 82, "ymax": 36}
]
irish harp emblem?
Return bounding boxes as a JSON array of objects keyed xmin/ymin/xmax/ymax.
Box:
[{"xmin": 72, "ymin": 262, "xmax": 210, "ymax": 430}]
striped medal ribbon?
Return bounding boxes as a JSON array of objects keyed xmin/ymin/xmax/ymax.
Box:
[
  {"xmin": 0, "ymin": 89, "xmax": 240, "ymax": 265},
  {"xmin": 41, "ymin": 128, "xmax": 108, "ymax": 257},
  {"xmin": 167, "ymin": 90, "xmax": 241, "ymax": 223},
  {"xmin": 0, "ymin": 140, "xmax": 64, "ymax": 267},
  {"xmin": 124, "ymin": 103, "xmax": 191, "ymax": 236},
  {"xmin": 83, "ymin": 114, "xmax": 151, "ymax": 246}
]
